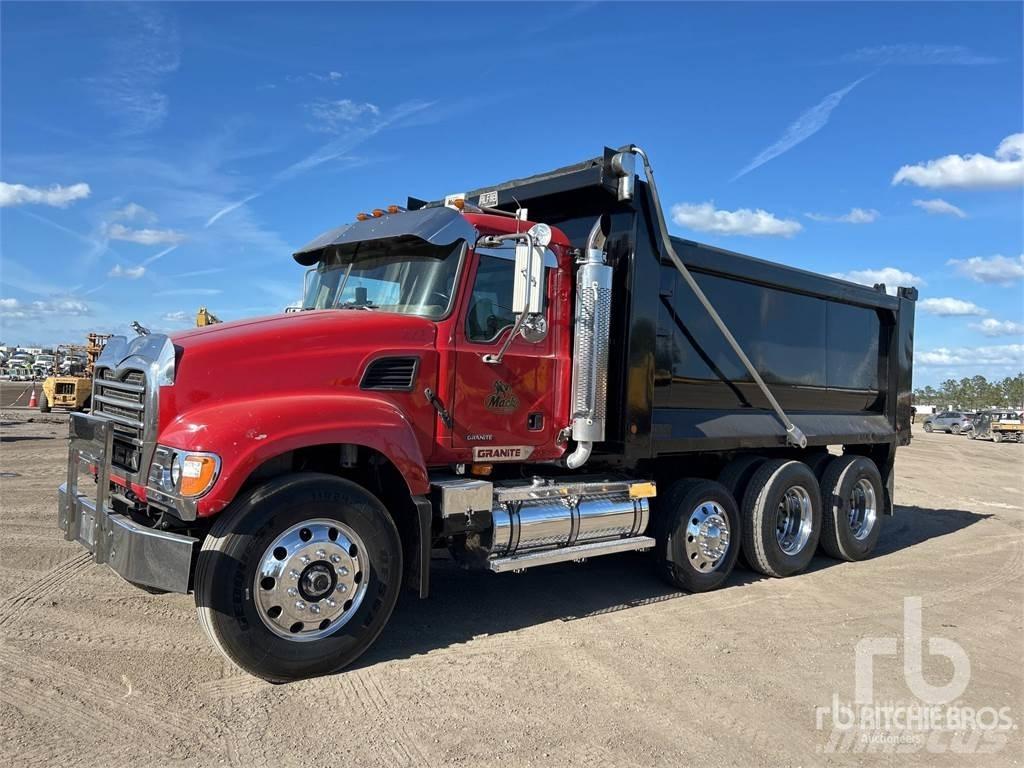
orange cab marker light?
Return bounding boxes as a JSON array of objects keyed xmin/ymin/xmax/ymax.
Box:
[
  {"xmin": 178, "ymin": 454, "xmax": 219, "ymax": 497},
  {"xmin": 356, "ymin": 212, "xmax": 370, "ymax": 221},
  {"xmin": 469, "ymin": 463, "xmax": 493, "ymax": 477},
  {"xmin": 372, "ymin": 208, "xmax": 385, "ymax": 217},
  {"xmin": 451, "ymin": 198, "xmax": 465, "ymax": 211},
  {"xmin": 387, "ymin": 205, "xmax": 404, "ymax": 214}
]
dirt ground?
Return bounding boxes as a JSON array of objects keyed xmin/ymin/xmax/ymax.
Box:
[{"xmin": 1, "ymin": 411, "xmax": 1021, "ymax": 767}]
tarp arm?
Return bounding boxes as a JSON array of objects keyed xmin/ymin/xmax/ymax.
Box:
[{"xmin": 617, "ymin": 145, "xmax": 807, "ymax": 449}]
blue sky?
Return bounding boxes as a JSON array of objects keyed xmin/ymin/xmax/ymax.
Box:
[{"xmin": 1, "ymin": 2, "xmax": 1022, "ymax": 386}]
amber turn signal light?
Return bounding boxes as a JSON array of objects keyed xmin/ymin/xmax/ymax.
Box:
[{"xmin": 178, "ymin": 453, "xmax": 220, "ymax": 497}]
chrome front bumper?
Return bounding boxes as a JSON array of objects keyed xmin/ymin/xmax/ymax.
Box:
[{"xmin": 57, "ymin": 412, "xmax": 197, "ymax": 594}]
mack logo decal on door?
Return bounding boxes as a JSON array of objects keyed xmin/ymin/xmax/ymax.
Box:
[
  {"xmin": 472, "ymin": 445, "xmax": 534, "ymax": 462},
  {"xmin": 485, "ymin": 380, "xmax": 519, "ymax": 413}
]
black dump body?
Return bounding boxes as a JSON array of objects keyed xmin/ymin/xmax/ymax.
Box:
[{"xmin": 411, "ymin": 148, "xmax": 916, "ymax": 469}]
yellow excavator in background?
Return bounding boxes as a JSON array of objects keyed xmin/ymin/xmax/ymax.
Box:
[
  {"xmin": 196, "ymin": 306, "xmax": 222, "ymax": 326},
  {"xmin": 39, "ymin": 333, "xmax": 111, "ymax": 413}
]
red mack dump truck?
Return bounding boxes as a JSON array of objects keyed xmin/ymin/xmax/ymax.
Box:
[{"xmin": 58, "ymin": 146, "xmax": 917, "ymax": 681}]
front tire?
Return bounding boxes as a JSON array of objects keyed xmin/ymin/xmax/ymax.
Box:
[
  {"xmin": 39, "ymin": 392, "xmax": 51, "ymax": 413},
  {"xmin": 993, "ymin": 432, "xmax": 1003, "ymax": 443},
  {"xmin": 195, "ymin": 474, "xmax": 403, "ymax": 682},
  {"xmin": 923, "ymin": 422, "xmax": 933, "ymax": 433},
  {"xmin": 740, "ymin": 460, "xmax": 822, "ymax": 578},
  {"xmin": 654, "ymin": 479, "xmax": 740, "ymax": 593},
  {"xmin": 951, "ymin": 423, "xmax": 962, "ymax": 435}
]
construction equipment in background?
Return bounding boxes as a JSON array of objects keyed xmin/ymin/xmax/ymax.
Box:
[
  {"xmin": 39, "ymin": 333, "xmax": 111, "ymax": 413},
  {"xmin": 196, "ymin": 306, "xmax": 222, "ymax": 327}
]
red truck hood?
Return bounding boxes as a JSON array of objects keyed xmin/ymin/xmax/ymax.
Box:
[{"xmin": 163, "ymin": 310, "xmax": 437, "ymax": 413}]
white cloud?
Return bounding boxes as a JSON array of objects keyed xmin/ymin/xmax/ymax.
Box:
[
  {"xmin": 806, "ymin": 207, "xmax": 879, "ymax": 224},
  {"xmin": 106, "ymin": 222, "xmax": 185, "ymax": 245},
  {"xmin": 206, "ymin": 193, "xmax": 262, "ymax": 228},
  {"xmin": 153, "ymin": 288, "xmax": 222, "ymax": 297},
  {"xmin": 91, "ymin": 6, "xmax": 180, "ymax": 134},
  {"xmin": 918, "ymin": 297, "xmax": 988, "ymax": 316},
  {"xmin": 0, "ymin": 181, "xmax": 91, "ymax": 208},
  {"xmin": 112, "ymin": 202, "xmax": 157, "ymax": 222},
  {"xmin": 917, "ymin": 344, "xmax": 1024, "ymax": 367},
  {"xmin": 947, "ymin": 254, "xmax": 1024, "ymax": 285},
  {"xmin": 307, "ymin": 99, "xmax": 381, "ymax": 133},
  {"xmin": 733, "ymin": 74, "xmax": 871, "ymax": 180},
  {"xmin": 161, "ymin": 310, "xmax": 191, "ymax": 324},
  {"xmin": 0, "ymin": 297, "xmax": 91, "ymax": 318},
  {"xmin": 912, "ymin": 198, "xmax": 967, "ymax": 218},
  {"xmin": 108, "ymin": 264, "xmax": 146, "ymax": 279},
  {"xmin": 970, "ymin": 318, "xmax": 1024, "ymax": 337},
  {"xmin": 840, "ymin": 44, "xmax": 999, "ymax": 67},
  {"xmin": 829, "ymin": 267, "xmax": 923, "ymax": 294},
  {"xmin": 671, "ymin": 201, "xmax": 802, "ymax": 237},
  {"xmin": 892, "ymin": 133, "xmax": 1024, "ymax": 189}
]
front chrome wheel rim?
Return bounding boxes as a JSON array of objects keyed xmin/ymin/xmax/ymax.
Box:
[
  {"xmin": 776, "ymin": 486, "xmax": 813, "ymax": 556},
  {"xmin": 684, "ymin": 501, "xmax": 731, "ymax": 572},
  {"xmin": 254, "ymin": 518, "xmax": 369, "ymax": 642},
  {"xmin": 848, "ymin": 478, "xmax": 877, "ymax": 541}
]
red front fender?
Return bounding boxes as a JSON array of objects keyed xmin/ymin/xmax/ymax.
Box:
[{"xmin": 157, "ymin": 395, "xmax": 430, "ymax": 517}]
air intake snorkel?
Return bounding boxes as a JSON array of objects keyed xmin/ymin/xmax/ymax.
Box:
[{"xmin": 565, "ymin": 215, "xmax": 613, "ymax": 469}]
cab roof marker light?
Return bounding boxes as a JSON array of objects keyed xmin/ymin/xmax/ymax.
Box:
[
  {"xmin": 356, "ymin": 212, "xmax": 370, "ymax": 221},
  {"xmin": 372, "ymin": 209, "xmax": 386, "ymax": 217}
]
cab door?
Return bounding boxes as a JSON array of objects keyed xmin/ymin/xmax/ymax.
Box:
[{"xmin": 451, "ymin": 244, "xmax": 566, "ymax": 464}]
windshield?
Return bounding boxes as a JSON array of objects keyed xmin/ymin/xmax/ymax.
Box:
[{"xmin": 302, "ymin": 236, "xmax": 464, "ymax": 318}]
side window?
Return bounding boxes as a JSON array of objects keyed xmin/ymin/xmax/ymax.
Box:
[{"xmin": 466, "ymin": 254, "xmax": 517, "ymax": 343}]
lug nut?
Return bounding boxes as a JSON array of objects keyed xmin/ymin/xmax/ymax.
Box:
[
  {"xmin": 337, "ymin": 584, "xmax": 347, "ymax": 593},
  {"xmin": 287, "ymin": 587, "xmax": 297, "ymax": 596},
  {"xmin": 315, "ymin": 549, "xmax": 326, "ymax": 558},
  {"xmin": 310, "ymin": 604, "xmax": 321, "ymax": 614},
  {"xmin": 300, "ymin": 555, "xmax": 310, "ymax": 564},
  {"xmin": 325, "ymin": 598, "xmax": 336, "ymax": 608},
  {"xmin": 330, "ymin": 554, "xmax": 341, "ymax": 563},
  {"xmin": 290, "ymin": 569, "xmax": 300, "ymax": 580},
  {"xmin": 295, "ymin": 601, "xmax": 306, "ymax": 610},
  {"xmin": 338, "ymin": 566, "xmax": 349, "ymax": 576}
]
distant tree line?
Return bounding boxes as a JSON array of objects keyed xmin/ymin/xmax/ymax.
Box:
[{"xmin": 914, "ymin": 373, "xmax": 1024, "ymax": 411}]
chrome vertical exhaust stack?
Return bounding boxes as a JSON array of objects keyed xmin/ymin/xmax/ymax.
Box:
[{"xmin": 566, "ymin": 215, "xmax": 613, "ymax": 469}]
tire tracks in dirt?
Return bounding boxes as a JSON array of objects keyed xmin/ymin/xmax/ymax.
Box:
[
  {"xmin": 0, "ymin": 643, "xmax": 223, "ymax": 757},
  {"xmin": 0, "ymin": 552, "xmax": 93, "ymax": 626}
]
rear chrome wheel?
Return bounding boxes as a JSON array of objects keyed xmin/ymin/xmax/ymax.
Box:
[
  {"xmin": 775, "ymin": 486, "xmax": 814, "ymax": 556},
  {"xmin": 684, "ymin": 500, "xmax": 731, "ymax": 572},
  {"xmin": 848, "ymin": 478, "xmax": 878, "ymax": 541}
]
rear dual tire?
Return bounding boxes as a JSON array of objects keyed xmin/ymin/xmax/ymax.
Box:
[
  {"xmin": 740, "ymin": 460, "xmax": 822, "ymax": 578},
  {"xmin": 819, "ymin": 456, "xmax": 884, "ymax": 561},
  {"xmin": 654, "ymin": 479, "xmax": 741, "ymax": 593}
]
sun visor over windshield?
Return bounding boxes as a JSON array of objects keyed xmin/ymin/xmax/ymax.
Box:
[{"xmin": 293, "ymin": 207, "xmax": 479, "ymax": 266}]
